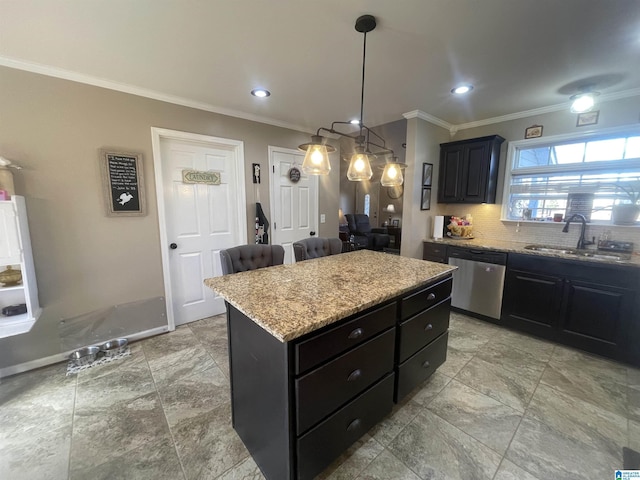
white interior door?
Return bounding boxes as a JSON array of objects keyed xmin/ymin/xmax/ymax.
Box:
[
  {"xmin": 153, "ymin": 129, "xmax": 246, "ymax": 327},
  {"xmin": 269, "ymin": 147, "xmax": 318, "ymax": 264}
]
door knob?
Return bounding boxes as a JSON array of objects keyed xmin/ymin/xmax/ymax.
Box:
[
  {"xmin": 170, "ymin": 243, "xmax": 178, "ymax": 249},
  {"xmin": 310, "ymin": 231, "xmax": 316, "ymax": 236}
]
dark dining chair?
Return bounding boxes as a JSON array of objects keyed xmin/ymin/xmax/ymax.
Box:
[
  {"xmin": 219, "ymin": 244, "xmax": 285, "ymax": 275},
  {"xmin": 293, "ymin": 237, "xmax": 343, "ymax": 262}
]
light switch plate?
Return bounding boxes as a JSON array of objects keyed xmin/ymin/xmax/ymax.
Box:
[{"xmin": 320, "ymin": 214, "xmax": 326, "ymax": 223}]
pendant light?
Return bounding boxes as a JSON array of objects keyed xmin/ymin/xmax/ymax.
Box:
[
  {"xmin": 381, "ymin": 158, "xmax": 406, "ymax": 187},
  {"xmin": 298, "ymin": 15, "xmax": 398, "ymax": 184},
  {"xmin": 300, "ymin": 135, "xmax": 334, "ymax": 175}
]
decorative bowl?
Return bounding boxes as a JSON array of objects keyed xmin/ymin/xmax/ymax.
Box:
[
  {"xmin": 0, "ymin": 265, "xmax": 22, "ymax": 287},
  {"xmin": 69, "ymin": 346, "xmax": 101, "ymax": 366},
  {"xmin": 100, "ymin": 338, "xmax": 128, "ymax": 357}
]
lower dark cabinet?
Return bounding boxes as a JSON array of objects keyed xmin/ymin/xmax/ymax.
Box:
[
  {"xmin": 502, "ymin": 253, "xmax": 638, "ymax": 364},
  {"xmin": 297, "ymin": 373, "xmax": 395, "ymax": 480},
  {"xmin": 395, "ymin": 331, "xmax": 448, "ymax": 402}
]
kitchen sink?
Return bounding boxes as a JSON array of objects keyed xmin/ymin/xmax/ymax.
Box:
[
  {"xmin": 524, "ymin": 245, "xmax": 629, "ymax": 261},
  {"xmin": 524, "ymin": 245, "xmax": 578, "ymax": 255}
]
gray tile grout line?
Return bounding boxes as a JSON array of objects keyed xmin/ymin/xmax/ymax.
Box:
[
  {"xmin": 66, "ymin": 372, "xmax": 79, "ymax": 480},
  {"xmin": 143, "ymin": 331, "xmax": 190, "ymax": 480}
]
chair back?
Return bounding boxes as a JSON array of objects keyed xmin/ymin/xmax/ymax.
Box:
[
  {"xmin": 345, "ymin": 214, "xmax": 372, "ymax": 235},
  {"xmin": 293, "ymin": 237, "xmax": 342, "ymax": 262},
  {"xmin": 220, "ymin": 244, "xmax": 285, "ymax": 275}
]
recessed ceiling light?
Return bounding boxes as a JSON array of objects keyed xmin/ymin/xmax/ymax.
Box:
[
  {"xmin": 251, "ymin": 88, "xmax": 271, "ymax": 98},
  {"xmin": 451, "ymin": 85, "xmax": 474, "ymax": 95}
]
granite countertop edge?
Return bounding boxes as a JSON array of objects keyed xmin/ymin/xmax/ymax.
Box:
[
  {"xmin": 205, "ymin": 250, "xmax": 457, "ymax": 343},
  {"xmin": 218, "ymin": 269, "xmax": 454, "ymax": 342},
  {"xmin": 423, "ymin": 238, "xmax": 640, "ymax": 268}
]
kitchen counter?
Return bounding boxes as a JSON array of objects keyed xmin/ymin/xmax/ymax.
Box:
[
  {"xmin": 204, "ymin": 249, "xmax": 456, "ymax": 341},
  {"xmin": 424, "ymin": 237, "xmax": 640, "ymax": 268}
]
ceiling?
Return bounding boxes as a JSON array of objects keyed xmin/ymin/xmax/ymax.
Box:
[{"xmin": 1, "ymin": 0, "xmax": 639, "ymax": 133}]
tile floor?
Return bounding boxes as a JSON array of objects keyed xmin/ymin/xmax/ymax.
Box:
[{"xmin": 1, "ymin": 312, "xmax": 639, "ymax": 480}]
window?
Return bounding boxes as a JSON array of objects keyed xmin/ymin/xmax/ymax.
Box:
[
  {"xmin": 503, "ymin": 129, "xmax": 640, "ymax": 222},
  {"xmin": 363, "ymin": 194, "xmax": 370, "ymax": 217}
]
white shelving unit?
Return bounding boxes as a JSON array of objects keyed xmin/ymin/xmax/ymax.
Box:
[{"xmin": 0, "ymin": 196, "xmax": 41, "ymax": 338}]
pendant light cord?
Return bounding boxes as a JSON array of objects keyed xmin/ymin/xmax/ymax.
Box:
[{"xmin": 359, "ymin": 31, "xmax": 367, "ymax": 143}]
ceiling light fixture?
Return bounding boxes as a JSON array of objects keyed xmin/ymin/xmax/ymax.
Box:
[
  {"xmin": 299, "ymin": 15, "xmax": 396, "ymax": 182},
  {"xmin": 380, "ymin": 157, "xmax": 406, "ymax": 187},
  {"xmin": 451, "ymin": 85, "xmax": 473, "ymax": 95},
  {"xmin": 251, "ymin": 88, "xmax": 270, "ymax": 98},
  {"xmin": 570, "ymin": 90, "xmax": 599, "ymax": 113}
]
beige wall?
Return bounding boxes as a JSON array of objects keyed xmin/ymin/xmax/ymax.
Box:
[{"xmin": 0, "ymin": 66, "xmax": 340, "ymax": 369}]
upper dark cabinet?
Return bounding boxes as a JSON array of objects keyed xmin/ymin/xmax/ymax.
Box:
[{"xmin": 437, "ymin": 135, "xmax": 505, "ymax": 204}]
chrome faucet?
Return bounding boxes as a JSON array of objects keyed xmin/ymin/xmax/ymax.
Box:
[{"xmin": 562, "ymin": 213, "xmax": 594, "ymax": 250}]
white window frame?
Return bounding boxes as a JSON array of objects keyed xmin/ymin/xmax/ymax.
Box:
[{"xmin": 501, "ymin": 124, "xmax": 640, "ymax": 223}]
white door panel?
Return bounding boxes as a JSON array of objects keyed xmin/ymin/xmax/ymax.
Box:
[
  {"xmin": 269, "ymin": 147, "xmax": 318, "ymax": 264},
  {"xmin": 156, "ymin": 132, "xmax": 245, "ymax": 326}
]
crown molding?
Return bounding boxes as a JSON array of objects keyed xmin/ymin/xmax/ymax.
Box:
[
  {"xmin": 0, "ymin": 56, "xmax": 314, "ymax": 135},
  {"xmin": 454, "ymin": 87, "xmax": 640, "ymax": 131},
  {"xmin": 402, "ymin": 110, "xmax": 453, "ymax": 131}
]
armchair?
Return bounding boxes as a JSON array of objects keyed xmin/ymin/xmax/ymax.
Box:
[{"xmin": 344, "ymin": 214, "xmax": 391, "ymax": 251}]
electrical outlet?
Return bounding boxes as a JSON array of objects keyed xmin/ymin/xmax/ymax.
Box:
[{"xmin": 320, "ymin": 214, "xmax": 326, "ymax": 223}]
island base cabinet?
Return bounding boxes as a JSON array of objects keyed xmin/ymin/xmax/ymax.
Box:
[
  {"xmin": 395, "ymin": 331, "xmax": 448, "ymax": 402},
  {"xmin": 297, "ymin": 373, "xmax": 395, "ymax": 480},
  {"xmin": 227, "ymin": 305, "xmax": 293, "ymax": 480}
]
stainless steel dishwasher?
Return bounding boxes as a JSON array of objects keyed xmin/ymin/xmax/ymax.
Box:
[{"xmin": 447, "ymin": 247, "xmax": 507, "ymax": 320}]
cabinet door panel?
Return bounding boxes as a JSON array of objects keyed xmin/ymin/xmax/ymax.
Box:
[
  {"xmin": 462, "ymin": 143, "xmax": 489, "ymax": 201},
  {"xmin": 561, "ymin": 280, "xmax": 633, "ymax": 346},
  {"xmin": 502, "ymin": 269, "xmax": 563, "ymax": 338},
  {"xmin": 438, "ymin": 147, "xmax": 463, "ymax": 202}
]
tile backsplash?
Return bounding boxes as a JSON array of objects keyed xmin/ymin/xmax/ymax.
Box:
[{"xmin": 436, "ymin": 204, "xmax": 640, "ymax": 249}]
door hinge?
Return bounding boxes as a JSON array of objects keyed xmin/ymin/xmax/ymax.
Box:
[
  {"xmin": 272, "ymin": 165, "xmax": 275, "ymax": 173},
  {"xmin": 274, "ymin": 222, "xmax": 276, "ymax": 230}
]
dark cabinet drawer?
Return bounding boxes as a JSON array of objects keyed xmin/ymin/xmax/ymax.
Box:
[
  {"xmin": 296, "ymin": 328, "xmax": 395, "ymax": 435},
  {"xmin": 297, "ymin": 373, "xmax": 395, "ymax": 480},
  {"xmin": 423, "ymin": 242, "xmax": 447, "ymax": 262},
  {"xmin": 400, "ymin": 277, "xmax": 452, "ymax": 320},
  {"xmin": 395, "ymin": 331, "xmax": 448, "ymax": 402},
  {"xmin": 295, "ymin": 302, "xmax": 396, "ymax": 375},
  {"xmin": 398, "ymin": 299, "xmax": 450, "ymax": 363}
]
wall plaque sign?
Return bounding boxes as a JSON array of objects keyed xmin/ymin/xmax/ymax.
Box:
[
  {"xmin": 100, "ymin": 149, "xmax": 146, "ymax": 216},
  {"xmin": 288, "ymin": 167, "xmax": 301, "ymax": 183},
  {"xmin": 182, "ymin": 170, "xmax": 221, "ymax": 185}
]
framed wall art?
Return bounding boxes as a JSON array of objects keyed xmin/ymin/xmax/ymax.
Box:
[
  {"xmin": 576, "ymin": 111, "xmax": 599, "ymax": 127},
  {"xmin": 421, "ymin": 187, "xmax": 431, "ymax": 210},
  {"xmin": 525, "ymin": 125, "xmax": 543, "ymax": 139},
  {"xmin": 100, "ymin": 149, "xmax": 146, "ymax": 216},
  {"xmin": 422, "ymin": 163, "xmax": 433, "ymax": 186}
]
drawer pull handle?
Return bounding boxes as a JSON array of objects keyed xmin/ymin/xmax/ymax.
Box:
[
  {"xmin": 348, "ymin": 328, "xmax": 364, "ymax": 339},
  {"xmin": 424, "ymin": 323, "xmax": 433, "ymax": 331},
  {"xmin": 347, "ymin": 369, "xmax": 362, "ymax": 382},
  {"xmin": 427, "ymin": 293, "xmax": 436, "ymax": 301},
  {"xmin": 422, "ymin": 360, "xmax": 431, "ymax": 368},
  {"xmin": 346, "ymin": 418, "xmax": 361, "ymax": 432}
]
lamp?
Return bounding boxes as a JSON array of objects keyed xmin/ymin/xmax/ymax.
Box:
[
  {"xmin": 298, "ymin": 15, "xmax": 397, "ymax": 183},
  {"xmin": 570, "ymin": 90, "xmax": 600, "ymax": 113},
  {"xmin": 384, "ymin": 203, "xmax": 396, "ymax": 224}
]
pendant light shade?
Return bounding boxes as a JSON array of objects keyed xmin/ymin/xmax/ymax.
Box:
[
  {"xmin": 347, "ymin": 147, "xmax": 373, "ymax": 181},
  {"xmin": 299, "ymin": 135, "xmax": 334, "ymax": 175},
  {"xmin": 381, "ymin": 162, "xmax": 404, "ymax": 187},
  {"xmin": 299, "ymin": 15, "xmax": 399, "ymax": 184}
]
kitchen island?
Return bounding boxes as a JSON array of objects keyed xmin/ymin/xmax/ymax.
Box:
[{"xmin": 205, "ymin": 250, "xmax": 456, "ymax": 480}]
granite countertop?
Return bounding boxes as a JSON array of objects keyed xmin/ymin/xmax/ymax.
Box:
[
  {"xmin": 204, "ymin": 250, "xmax": 456, "ymax": 342},
  {"xmin": 424, "ymin": 237, "xmax": 640, "ymax": 268}
]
